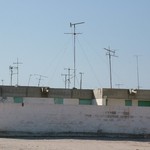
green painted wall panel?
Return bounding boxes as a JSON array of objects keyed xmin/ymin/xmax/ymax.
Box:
[
  {"xmin": 125, "ymin": 100, "xmax": 132, "ymax": 106},
  {"xmin": 14, "ymin": 97, "xmax": 23, "ymax": 103},
  {"xmin": 138, "ymin": 101, "xmax": 150, "ymax": 107},
  {"xmin": 79, "ymin": 99, "xmax": 92, "ymax": 105},
  {"xmin": 54, "ymin": 98, "xmax": 63, "ymax": 104}
]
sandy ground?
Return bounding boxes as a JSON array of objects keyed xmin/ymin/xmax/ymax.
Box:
[{"xmin": 0, "ymin": 138, "xmax": 150, "ymax": 150}]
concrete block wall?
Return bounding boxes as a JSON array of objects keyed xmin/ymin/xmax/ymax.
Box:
[
  {"xmin": 0, "ymin": 86, "xmax": 94, "ymax": 99},
  {"xmin": 0, "ymin": 102, "xmax": 150, "ymax": 136},
  {"xmin": 107, "ymin": 99, "xmax": 125, "ymax": 106}
]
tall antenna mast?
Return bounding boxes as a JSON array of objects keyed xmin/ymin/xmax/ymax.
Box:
[
  {"xmin": 104, "ymin": 47, "xmax": 118, "ymax": 88},
  {"xmin": 13, "ymin": 58, "xmax": 23, "ymax": 86},
  {"xmin": 65, "ymin": 22, "xmax": 84, "ymax": 88}
]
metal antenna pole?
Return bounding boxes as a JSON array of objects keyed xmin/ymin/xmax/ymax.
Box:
[
  {"xmin": 104, "ymin": 47, "xmax": 118, "ymax": 88},
  {"xmin": 79, "ymin": 72, "xmax": 84, "ymax": 89},
  {"xmin": 9, "ymin": 66, "xmax": 14, "ymax": 86},
  {"xmin": 28, "ymin": 74, "xmax": 33, "ymax": 86},
  {"xmin": 135, "ymin": 55, "xmax": 140, "ymax": 89},
  {"xmin": 68, "ymin": 68, "xmax": 71, "ymax": 89},
  {"xmin": 65, "ymin": 22, "xmax": 84, "ymax": 88},
  {"xmin": 13, "ymin": 58, "xmax": 22, "ymax": 86},
  {"xmin": 64, "ymin": 68, "xmax": 74, "ymax": 89},
  {"xmin": 61, "ymin": 74, "xmax": 67, "ymax": 89}
]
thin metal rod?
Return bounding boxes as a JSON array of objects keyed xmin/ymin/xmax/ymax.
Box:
[
  {"xmin": 135, "ymin": 55, "xmax": 140, "ymax": 89},
  {"xmin": 61, "ymin": 74, "xmax": 67, "ymax": 89},
  {"xmin": 64, "ymin": 74, "xmax": 67, "ymax": 89},
  {"xmin": 9, "ymin": 66, "xmax": 13, "ymax": 86},
  {"xmin": 73, "ymin": 25, "xmax": 76, "ymax": 88},
  {"xmin": 108, "ymin": 49, "xmax": 112, "ymax": 88},
  {"xmin": 28, "ymin": 74, "xmax": 32, "ymax": 86}
]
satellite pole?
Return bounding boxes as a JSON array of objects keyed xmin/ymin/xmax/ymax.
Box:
[
  {"xmin": 13, "ymin": 58, "xmax": 23, "ymax": 86},
  {"xmin": 79, "ymin": 72, "xmax": 84, "ymax": 89},
  {"xmin": 65, "ymin": 22, "xmax": 85, "ymax": 88},
  {"xmin": 104, "ymin": 47, "xmax": 118, "ymax": 88}
]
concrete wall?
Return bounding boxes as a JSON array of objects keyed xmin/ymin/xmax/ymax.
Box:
[
  {"xmin": 0, "ymin": 86, "xmax": 94, "ymax": 99},
  {"xmin": 107, "ymin": 99, "xmax": 125, "ymax": 106},
  {"xmin": 107, "ymin": 99, "xmax": 146, "ymax": 107},
  {"xmin": 0, "ymin": 101, "xmax": 150, "ymax": 137},
  {"xmin": 0, "ymin": 97, "xmax": 80, "ymax": 105},
  {"xmin": 102, "ymin": 88, "xmax": 150, "ymax": 100}
]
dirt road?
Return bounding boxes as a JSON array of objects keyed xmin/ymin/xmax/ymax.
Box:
[{"xmin": 0, "ymin": 138, "xmax": 149, "ymax": 150}]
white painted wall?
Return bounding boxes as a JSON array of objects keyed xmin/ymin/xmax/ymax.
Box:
[
  {"xmin": 93, "ymin": 99, "xmax": 104, "ymax": 105},
  {"xmin": 0, "ymin": 101, "xmax": 150, "ymax": 135},
  {"xmin": 64, "ymin": 98, "xmax": 79, "ymax": 105},
  {"xmin": 107, "ymin": 99, "xmax": 125, "ymax": 106}
]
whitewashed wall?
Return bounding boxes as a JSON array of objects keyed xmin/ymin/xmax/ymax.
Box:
[{"xmin": 0, "ymin": 101, "xmax": 150, "ymax": 136}]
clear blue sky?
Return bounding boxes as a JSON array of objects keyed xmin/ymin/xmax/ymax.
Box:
[{"xmin": 0, "ymin": 0, "xmax": 150, "ymax": 89}]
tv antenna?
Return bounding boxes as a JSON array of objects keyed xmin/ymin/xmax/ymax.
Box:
[
  {"xmin": 65, "ymin": 22, "xmax": 85, "ymax": 88},
  {"xmin": 104, "ymin": 46, "xmax": 118, "ymax": 88},
  {"xmin": 13, "ymin": 58, "xmax": 23, "ymax": 86},
  {"xmin": 64, "ymin": 68, "xmax": 74, "ymax": 89},
  {"xmin": 34, "ymin": 74, "xmax": 48, "ymax": 87}
]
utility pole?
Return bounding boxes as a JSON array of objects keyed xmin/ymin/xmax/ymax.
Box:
[
  {"xmin": 135, "ymin": 55, "xmax": 140, "ymax": 89},
  {"xmin": 61, "ymin": 74, "xmax": 67, "ymax": 89},
  {"xmin": 65, "ymin": 22, "xmax": 85, "ymax": 88},
  {"xmin": 79, "ymin": 72, "xmax": 84, "ymax": 89},
  {"xmin": 104, "ymin": 47, "xmax": 118, "ymax": 88},
  {"xmin": 13, "ymin": 58, "xmax": 23, "ymax": 86}
]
